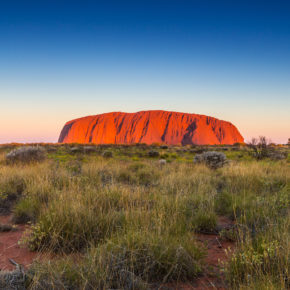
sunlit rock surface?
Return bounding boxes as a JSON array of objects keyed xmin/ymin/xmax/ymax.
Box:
[{"xmin": 58, "ymin": 110, "xmax": 244, "ymax": 145}]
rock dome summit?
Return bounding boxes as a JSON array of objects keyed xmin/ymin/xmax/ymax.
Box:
[{"xmin": 58, "ymin": 110, "xmax": 244, "ymax": 145}]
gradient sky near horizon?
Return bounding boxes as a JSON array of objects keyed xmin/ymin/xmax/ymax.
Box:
[{"xmin": 0, "ymin": 0, "xmax": 289, "ymax": 144}]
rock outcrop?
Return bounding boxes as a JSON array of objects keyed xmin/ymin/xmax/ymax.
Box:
[{"xmin": 58, "ymin": 110, "xmax": 244, "ymax": 145}]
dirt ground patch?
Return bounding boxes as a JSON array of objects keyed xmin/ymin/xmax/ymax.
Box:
[{"xmin": 0, "ymin": 215, "xmax": 39, "ymax": 271}]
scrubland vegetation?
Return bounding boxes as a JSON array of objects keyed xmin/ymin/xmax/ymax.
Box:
[{"xmin": 0, "ymin": 142, "xmax": 289, "ymax": 289}]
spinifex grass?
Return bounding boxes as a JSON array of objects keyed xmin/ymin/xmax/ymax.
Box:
[{"xmin": 0, "ymin": 144, "xmax": 288, "ymax": 288}]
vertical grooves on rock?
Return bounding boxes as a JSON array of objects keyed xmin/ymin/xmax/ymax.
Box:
[
  {"xmin": 59, "ymin": 110, "xmax": 244, "ymax": 145},
  {"xmin": 85, "ymin": 117, "xmax": 97, "ymax": 141},
  {"xmin": 139, "ymin": 115, "xmax": 150, "ymax": 143},
  {"xmin": 161, "ymin": 112, "xmax": 172, "ymax": 142},
  {"xmin": 89, "ymin": 119, "xmax": 99, "ymax": 143},
  {"xmin": 116, "ymin": 115, "xmax": 125, "ymax": 135}
]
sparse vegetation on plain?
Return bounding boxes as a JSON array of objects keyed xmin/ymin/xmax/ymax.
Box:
[{"xmin": 0, "ymin": 142, "xmax": 289, "ymax": 289}]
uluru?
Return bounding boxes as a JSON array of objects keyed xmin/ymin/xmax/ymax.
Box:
[{"xmin": 58, "ymin": 110, "xmax": 244, "ymax": 145}]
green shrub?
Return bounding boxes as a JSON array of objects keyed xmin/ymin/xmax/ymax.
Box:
[
  {"xmin": 170, "ymin": 153, "xmax": 178, "ymax": 159},
  {"xmin": 128, "ymin": 162, "xmax": 146, "ymax": 172},
  {"xmin": 98, "ymin": 169, "xmax": 114, "ymax": 185},
  {"xmin": 117, "ymin": 165, "xmax": 159, "ymax": 186},
  {"xmin": 102, "ymin": 151, "xmax": 113, "ymax": 158},
  {"xmin": 219, "ymin": 228, "xmax": 237, "ymax": 242},
  {"xmin": 148, "ymin": 150, "xmax": 160, "ymax": 158},
  {"xmin": 0, "ymin": 176, "xmax": 25, "ymax": 214},
  {"xmin": 13, "ymin": 197, "xmax": 40, "ymax": 223},
  {"xmin": 136, "ymin": 168, "xmax": 159, "ymax": 186},
  {"xmin": 225, "ymin": 238, "xmax": 288, "ymax": 287},
  {"xmin": 117, "ymin": 169, "xmax": 135, "ymax": 184},
  {"xmin": 160, "ymin": 145, "xmax": 168, "ymax": 149},
  {"xmin": 192, "ymin": 210, "xmax": 217, "ymax": 233},
  {"xmin": 66, "ymin": 160, "xmax": 82, "ymax": 176},
  {"xmin": 160, "ymin": 153, "xmax": 169, "ymax": 159}
]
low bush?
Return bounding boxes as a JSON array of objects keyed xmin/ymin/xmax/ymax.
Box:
[
  {"xmin": 136, "ymin": 168, "xmax": 160, "ymax": 186},
  {"xmin": 6, "ymin": 146, "xmax": 46, "ymax": 164},
  {"xmin": 102, "ymin": 150, "xmax": 113, "ymax": 158},
  {"xmin": 117, "ymin": 169, "xmax": 135, "ymax": 184},
  {"xmin": 148, "ymin": 150, "xmax": 160, "ymax": 158},
  {"xmin": 247, "ymin": 136, "xmax": 285, "ymax": 161},
  {"xmin": 0, "ymin": 175, "xmax": 26, "ymax": 214},
  {"xmin": 268, "ymin": 151, "xmax": 288, "ymax": 161},
  {"xmin": 160, "ymin": 145, "xmax": 168, "ymax": 149},
  {"xmin": 13, "ymin": 197, "xmax": 40, "ymax": 224},
  {"xmin": 117, "ymin": 164, "xmax": 159, "ymax": 186},
  {"xmin": 194, "ymin": 151, "xmax": 227, "ymax": 169},
  {"xmin": 128, "ymin": 162, "xmax": 146, "ymax": 172}
]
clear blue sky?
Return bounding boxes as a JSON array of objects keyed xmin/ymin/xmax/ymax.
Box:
[{"xmin": 0, "ymin": 0, "xmax": 289, "ymax": 143}]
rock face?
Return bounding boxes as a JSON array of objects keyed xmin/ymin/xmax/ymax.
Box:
[{"xmin": 58, "ymin": 110, "xmax": 244, "ymax": 145}]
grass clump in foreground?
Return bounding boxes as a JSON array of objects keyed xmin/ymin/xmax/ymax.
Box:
[
  {"xmin": 28, "ymin": 231, "xmax": 204, "ymax": 289},
  {"xmin": 0, "ymin": 143, "xmax": 289, "ymax": 289}
]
